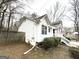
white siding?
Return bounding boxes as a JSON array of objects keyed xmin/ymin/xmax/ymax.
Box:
[
  {"xmin": 18, "ymin": 18, "xmax": 54, "ymax": 44},
  {"xmin": 18, "ymin": 19, "xmax": 37, "ymax": 43},
  {"xmin": 36, "ymin": 18, "xmax": 53, "ymax": 42}
]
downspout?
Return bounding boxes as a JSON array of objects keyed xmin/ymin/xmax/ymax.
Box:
[
  {"xmin": 24, "ymin": 22, "xmax": 37, "ymax": 54},
  {"xmin": 31, "ymin": 21, "xmax": 36, "ymax": 45},
  {"xmin": 24, "ymin": 44, "xmax": 36, "ymax": 54}
]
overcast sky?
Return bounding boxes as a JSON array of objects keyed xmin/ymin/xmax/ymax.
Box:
[{"xmin": 19, "ymin": 0, "xmax": 74, "ymax": 28}]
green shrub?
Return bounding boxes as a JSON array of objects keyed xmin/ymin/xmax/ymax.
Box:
[
  {"xmin": 52, "ymin": 37, "xmax": 61, "ymax": 46},
  {"xmin": 37, "ymin": 37, "xmax": 61, "ymax": 50}
]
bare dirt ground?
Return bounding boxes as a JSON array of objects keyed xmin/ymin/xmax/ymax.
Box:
[{"xmin": 0, "ymin": 42, "xmax": 73, "ymax": 59}]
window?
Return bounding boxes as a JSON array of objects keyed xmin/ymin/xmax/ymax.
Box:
[
  {"xmin": 42, "ymin": 25, "xmax": 47, "ymax": 34},
  {"xmin": 48, "ymin": 27, "xmax": 51, "ymax": 32}
]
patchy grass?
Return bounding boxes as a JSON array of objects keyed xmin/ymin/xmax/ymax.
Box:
[
  {"xmin": 0, "ymin": 42, "xmax": 32, "ymax": 59},
  {"xmin": 0, "ymin": 42, "xmax": 73, "ymax": 59},
  {"xmin": 69, "ymin": 47, "xmax": 79, "ymax": 59},
  {"xmin": 22, "ymin": 45, "xmax": 73, "ymax": 59}
]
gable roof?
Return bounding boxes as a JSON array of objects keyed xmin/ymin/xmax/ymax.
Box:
[
  {"xmin": 26, "ymin": 14, "xmax": 51, "ymax": 25},
  {"xmin": 25, "ymin": 14, "xmax": 62, "ymax": 26},
  {"xmin": 10, "ymin": 14, "xmax": 62, "ymax": 31},
  {"xmin": 51, "ymin": 20, "xmax": 62, "ymax": 26}
]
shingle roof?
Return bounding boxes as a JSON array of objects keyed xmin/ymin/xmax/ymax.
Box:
[
  {"xmin": 26, "ymin": 14, "xmax": 51, "ymax": 25},
  {"xmin": 25, "ymin": 14, "xmax": 62, "ymax": 26},
  {"xmin": 51, "ymin": 20, "xmax": 62, "ymax": 26},
  {"xmin": 10, "ymin": 14, "xmax": 62, "ymax": 31}
]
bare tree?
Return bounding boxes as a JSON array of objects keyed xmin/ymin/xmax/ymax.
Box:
[
  {"xmin": 0, "ymin": 0, "xmax": 26, "ymax": 31},
  {"xmin": 46, "ymin": 1, "xmax": 65, "ymax": 36},
  {"xmin": 69, "ymin": 0, "xmax": 79, "ymax": 33},
  {"xmin": 0, "ymin": 0, "xmax": 34, "ymax": 32},
  {"xmin": 47, "ymin": 1, "xmax": 65, "ymax": 22},
  {"xmin": 7, "ymin": 1, "xmax": 24, "ymax": 31},
  {"xmin": 0, "ymin": 0, "xmax": 17, "ymax": 30}
]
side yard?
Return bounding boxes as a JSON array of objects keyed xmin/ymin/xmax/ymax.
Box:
[
  {"xmin": 0, "ymin": 43, "xmax": 32, "ymax": 59},
  {"xmin": 0, "ymin": 42, "xmax": 73, "ymax": 59}
]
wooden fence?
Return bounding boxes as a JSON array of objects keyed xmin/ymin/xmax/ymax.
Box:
[{"xmin": 0, "ymin": 31, "xmax": 25, "ymax": 43}]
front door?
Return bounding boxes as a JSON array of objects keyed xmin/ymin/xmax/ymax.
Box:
[{"xmin": 53, "ymin": 29, "xmax": 55, "ymax": 36}]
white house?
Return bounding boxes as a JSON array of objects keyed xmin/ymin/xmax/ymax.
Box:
[{"xmin": 18, "ymin": 14, "xmax": 56, "ymax": 45}]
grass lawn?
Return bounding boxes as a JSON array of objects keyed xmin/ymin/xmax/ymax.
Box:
[{"xmin": 0, "ymin": 42, "xmax": 73, "ymax": 59}]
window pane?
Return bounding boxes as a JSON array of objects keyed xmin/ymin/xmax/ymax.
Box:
[
  {"xmin": 42, "ymin": 25, "xmax": 44, "ymax": 34},
  {"xmin": 45, "ymin": 26, "xmax": 47, "ymax": 34},
  {"xmin": 49, "ymin": 27, "xmax": 50, "ymax": 32},
  {"xmin": 42, "ymin": 29, "xmax": 44, "ymax": 34},
  {"xmin": 41, "ymin": 25, "xmax": 47, "ymax": 35}
]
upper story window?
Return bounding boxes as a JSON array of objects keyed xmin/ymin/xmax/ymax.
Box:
[{"xmin": 42, "ymin": 25, "xmax": 47, "ymax": 35}]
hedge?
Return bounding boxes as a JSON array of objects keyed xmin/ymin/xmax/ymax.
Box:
[{"xmin": 37, "ymin": 37, "xmax": 61, "ymax": 50}]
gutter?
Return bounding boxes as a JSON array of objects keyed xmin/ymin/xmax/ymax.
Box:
[{"xmin": 24, "ymin": 44, "xmax": 36, "ymax": 54}]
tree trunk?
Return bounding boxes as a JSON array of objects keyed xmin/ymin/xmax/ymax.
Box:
[
  {"xmin": 0, "ymin": 4, "xmax": 8, "ymax": 30},
  {"xmin": 7, "ymin": 12, "xmax": 12, "ymax": 31},
  {"xmin": 0, "ymin": 11, "xmax": 5, "ymax": 28}
]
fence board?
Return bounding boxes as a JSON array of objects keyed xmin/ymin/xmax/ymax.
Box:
[{"xmin": 0, "ymin": 31, "xmax": 25, "ymax": 43}]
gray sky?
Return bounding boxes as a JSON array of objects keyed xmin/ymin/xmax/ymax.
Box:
[{"xmin": 19, "ymin": 0, "xmax": 74, "ymax": 28}]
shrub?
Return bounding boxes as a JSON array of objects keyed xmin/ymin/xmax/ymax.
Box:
[
  {"xmin": 53, "ymin": 37, "xmax": 61, "ymax": 46},
  {"xmin": 37, "ymin": 37, "xmax": 61, "ymax": 50}
]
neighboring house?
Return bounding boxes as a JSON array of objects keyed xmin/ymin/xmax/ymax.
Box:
[
  {"xmin": 18, "ymin": 14, "xmax": 56, "ymax": 43},
  {"xmin": 51, "ymin": 20, "xmax": 63, "ymax": 36}
]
